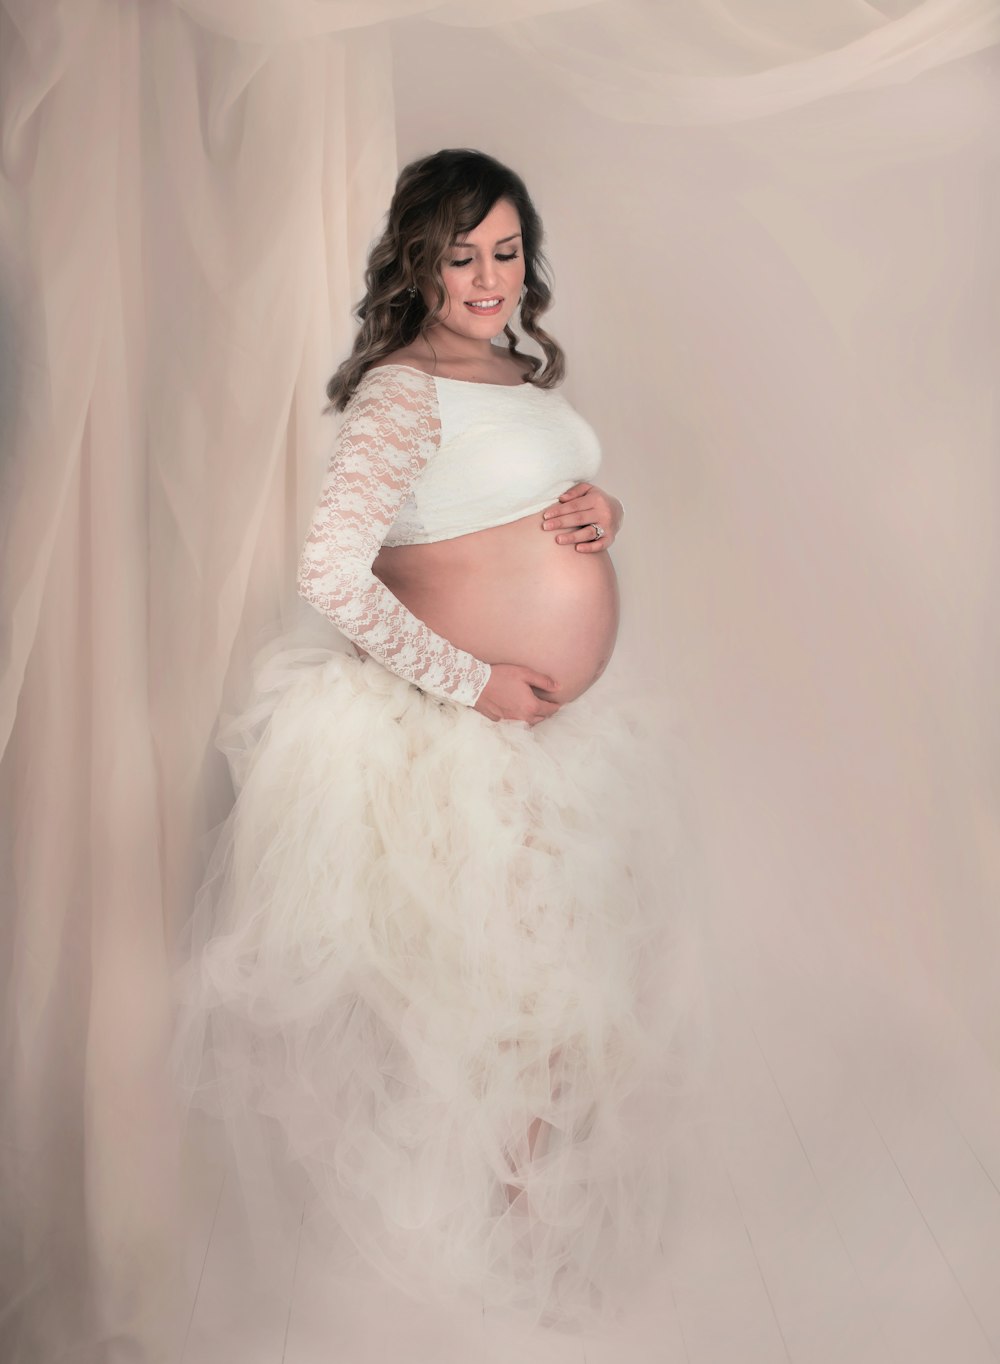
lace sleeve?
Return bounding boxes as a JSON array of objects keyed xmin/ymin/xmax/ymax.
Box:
[{"xmin": 296, "ymin": 366, "xmax": 492, "ymax": 707}]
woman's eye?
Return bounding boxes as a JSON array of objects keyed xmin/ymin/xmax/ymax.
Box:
[{"xmin": 447, "ymin": 251, "xmax": 520, "ymax": 267}]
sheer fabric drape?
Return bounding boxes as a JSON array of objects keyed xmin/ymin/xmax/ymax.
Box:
[
  {"xmin": 0, "ymin": 5, "xmax": 399, "ymax": 1359},
  {"xmin": 1, "ymin": 0, "xmax": 998, "ymax": 1359}
]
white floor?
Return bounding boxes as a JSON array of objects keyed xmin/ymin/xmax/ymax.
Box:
[{"xmin": 173, "ymin": 946, "xmax": 1000, "ymax": 1364}]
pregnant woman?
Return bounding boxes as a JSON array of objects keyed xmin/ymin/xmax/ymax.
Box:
[{"xmin": 174, "ymin": 149, "xmax": 691, "ymax": 1332}]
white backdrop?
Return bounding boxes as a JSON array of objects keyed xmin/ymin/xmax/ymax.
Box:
[
  {"xmin": 1, "ymin": 2, "xmax": 999, "ymax": 1360},
  {"xmin": 394, "ymin": 14, "xmax": 1000, "ymax": 1049}
]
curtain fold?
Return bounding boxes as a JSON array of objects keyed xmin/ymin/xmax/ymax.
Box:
[
  {"xmin": 142, "ymin": 6, "xmax": 399, "ymax": 936},
  {"xmin": 1, "ymin": 4, "xmax": 399, "ymax": 1359},
  {"xmin": 482, "ymin": 0, "xmax": 1000, "ymax": 124}
]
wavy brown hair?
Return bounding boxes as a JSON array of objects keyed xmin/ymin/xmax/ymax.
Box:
[{"xmin": 326, "ymin": 149, "xmax": 566, "ymax": 411}]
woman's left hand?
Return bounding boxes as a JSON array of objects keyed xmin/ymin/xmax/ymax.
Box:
[{"xmin": 541, "ymin": 482, "xmax": 623, "ymax": 552}]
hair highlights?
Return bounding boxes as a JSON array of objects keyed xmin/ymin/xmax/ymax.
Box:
[{"xmin": 326, "ymin": 149, "xmax": 565, "ymax": 411}]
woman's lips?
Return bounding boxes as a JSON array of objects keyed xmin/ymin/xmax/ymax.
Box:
[{"xmin": 464, "ymin": 297, "xmax": 503, "ymax": 316}]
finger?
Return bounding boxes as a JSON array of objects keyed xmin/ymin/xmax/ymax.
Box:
[
  {"xmin": 558, "ymin": 482, "xmax": 592, "ymax": 501},
  {"xmin": 575, "ymin": 536, "xmax": 611, "ymax": 552},
  {"xmin": 542, "ymin": 507, "xmax": 595, "ymax": 529},
  {"xmin": 542, "ymin": 507, "xmax": 589, "ymax": 526},
  {"xmin": 523, "ymin": 669, "xmax": 559, "ymax": 691},
  {"xmin": 554, "ymin": 525, "xmax": 602, "ymax": 546}
]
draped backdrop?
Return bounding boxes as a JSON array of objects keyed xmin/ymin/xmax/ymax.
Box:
[{"xmin": 1, "ymin": 2, "xmax": 999, "ymax": 1360}]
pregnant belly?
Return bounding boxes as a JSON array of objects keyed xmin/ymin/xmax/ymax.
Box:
[{"xmin": 372, "ymin": 511, "xmax": 620, "ymax": 704}]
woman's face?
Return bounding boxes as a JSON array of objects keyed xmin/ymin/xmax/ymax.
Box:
[{"xmin": 427, "ymin": 197, "xmax": 527, "ymax": 343}]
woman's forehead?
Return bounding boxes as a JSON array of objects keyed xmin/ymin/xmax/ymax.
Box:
[{"xmin": 454, "ymin": 198, "xmax": 521, "ymax": 245}]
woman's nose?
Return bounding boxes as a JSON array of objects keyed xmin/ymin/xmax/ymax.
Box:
[{"xmin": 473, "ymin": 258, "xmax": 497, "ymax": 289}]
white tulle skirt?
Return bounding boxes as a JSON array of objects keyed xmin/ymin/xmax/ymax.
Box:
[{"xmin": 171, "ymin": 638, "xmax": 703, "ymax": 1331}]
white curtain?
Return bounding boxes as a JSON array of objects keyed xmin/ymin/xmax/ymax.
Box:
[{"xmin": 1, "ymin": 1, "xmax": 997, "ymax": 1359}]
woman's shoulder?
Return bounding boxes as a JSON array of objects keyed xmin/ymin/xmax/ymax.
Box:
[
  {"xmin": 351, "ymin": 353, "xmax": 439, "ymax": 404},
  {"xmin": 365, "ymin": 347, "xmax": 439, "ymax": 382},
  {"xmin": 360, "ymin": 350, "xmax": 427, "ymax": 377},
  {"xmin": 367, "ymin": 346, "xmax": 428, "ymax": 374}
]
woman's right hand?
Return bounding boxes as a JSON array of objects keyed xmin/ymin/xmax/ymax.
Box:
[{"xmin": 473, "ymin": 664, "xmax": 561, "ymax": 726}]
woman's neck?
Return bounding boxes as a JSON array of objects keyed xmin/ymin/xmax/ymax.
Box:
[{"xmin": 411, "ymin": 329, "xmax": 498, "ymax": 367}]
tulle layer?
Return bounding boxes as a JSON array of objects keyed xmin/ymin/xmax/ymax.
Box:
[{"xmin": 171, "ymin": 641, "xmax": 702, "ymax": 1329}]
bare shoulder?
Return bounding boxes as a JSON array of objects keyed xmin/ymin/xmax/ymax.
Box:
[
  {"xmin": 368, "ymin": 347, "xmax": 433, "ymax": 376},
  {"xmin": 505, "ymin": 348, "xmax": 541, "ymax": 383}
]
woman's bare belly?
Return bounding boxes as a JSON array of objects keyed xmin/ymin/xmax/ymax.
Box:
[{"xmin": 371, "ymin": 511, "xmax": 620, "ymax": 704}]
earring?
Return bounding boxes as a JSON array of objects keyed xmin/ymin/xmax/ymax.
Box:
[{"xmin": 407, "ymin": 285, "xmax": 417, "ymax": 299}]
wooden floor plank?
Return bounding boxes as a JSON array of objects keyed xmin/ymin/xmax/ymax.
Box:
[
  {"xmin": 180, "ymin": 1139, "xmax": 305, "ymax": 1364},
  {"xmin": 740, "ymin": 945, "xmax": 999, "ymax": 1364}
]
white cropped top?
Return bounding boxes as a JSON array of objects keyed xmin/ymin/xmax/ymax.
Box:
[{"xmin": 297, "ymin": 363, "xmax": 603, "ymax": 708}]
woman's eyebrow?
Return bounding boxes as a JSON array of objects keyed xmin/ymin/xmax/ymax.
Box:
[{"xmin": 451, "ymin": 232, "xmax": 523, "ymax": 247}]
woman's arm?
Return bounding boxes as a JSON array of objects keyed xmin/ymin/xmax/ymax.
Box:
[{"xmin": 297, "ymin": 366, "xmax": 492, "ymax": 707}]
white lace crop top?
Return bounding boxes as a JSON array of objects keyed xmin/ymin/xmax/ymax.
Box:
[{"xmin": 297, "ymin": 363, "xmax": 602, "ymax": 708}]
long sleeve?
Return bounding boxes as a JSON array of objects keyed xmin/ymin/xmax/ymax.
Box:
[{"xmin": 296, "ymin": 366, "xmax": 492, "ymax": 707}]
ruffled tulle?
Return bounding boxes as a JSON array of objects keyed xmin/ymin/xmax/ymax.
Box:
[{"xmin": 170, "ymin": 638, "xmax": 704, "ymax": 1330}]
